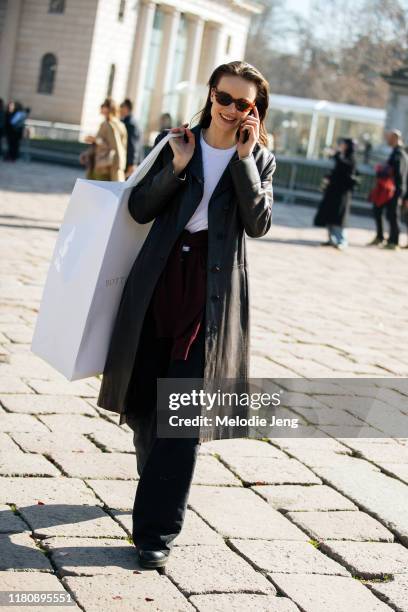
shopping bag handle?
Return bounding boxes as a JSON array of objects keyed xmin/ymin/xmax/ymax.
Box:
[{"xmin": 125, "ymin": 131, "xmax": 180, "ymax": 189}]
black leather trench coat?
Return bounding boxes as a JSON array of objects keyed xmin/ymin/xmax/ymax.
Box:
[{"xmin": 96, "ymin": 123, "xmax": 276, "ymax": 442}]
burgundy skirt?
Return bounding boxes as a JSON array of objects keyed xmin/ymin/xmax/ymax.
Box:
[{"xmin": 151, "ymin": 229, "xmax": 208, "ymax": 362}]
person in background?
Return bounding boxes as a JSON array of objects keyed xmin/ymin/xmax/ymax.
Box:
[
  {"xmin": 120, "ymin": 98, "xmax": 144, "ymax": 179},
  {"xmin": 367, "ymin": 162, "xmax": 395, "ymax": 246},
  {"xmin": 314, "ymin": 138, "xmax": 358, "ymax": 250},
  {"xmin": 0, "ymin": 99, "xmax": 5, "ymax": 159},
  {"xmin": 85, "ymin": 98, "xmax": 127, "ymax": 181},
  {"xmin": 402, "ymin": 193, "xmax": 408, "ymax": 248},
  {"xmin": 159, "ymin": 112, "xmax": 172, "ymax": 131},
  {"xmin": 381, "ymin": 129, "xmax": 408, "ymax": 250},
  {"xmin": 5, "ymin": 101, "xmax": 27, "ymax": 162}
]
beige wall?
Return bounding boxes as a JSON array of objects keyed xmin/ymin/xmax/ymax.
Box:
[
  {"xmin": 80, "ymin": 0, "xmax": 138, "ymax": 136},
  {"xmin": 0, "ymin": 0, "xmax": 259, "ymax": 135},
  {"xmin": 9, "ymin": 0, "xmax": 98, "ymax": 124}
]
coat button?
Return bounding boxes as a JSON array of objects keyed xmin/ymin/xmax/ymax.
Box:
[
  {"xmin": 211, "ymin": 294, "xmax": 220, "ymax": 301},
  {"xmin": 211, "ymin": 265, "xmax": 221, "ymax": 273},
  {"xmin": 223, "ymin": 204, "xmax": 229, "ymax": 211},
  {"xmin": 159, "ymin": 255, "xmax": 165, "ymax": 261}
]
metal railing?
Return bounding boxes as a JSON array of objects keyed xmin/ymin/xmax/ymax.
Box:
[{"xmin": 273, "ymin": 156, "xmax": 375, "ymax": 215}]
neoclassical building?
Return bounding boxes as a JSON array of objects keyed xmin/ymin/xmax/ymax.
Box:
[{"xmin": 0, "ymin": 0, "xmax": 262, "ymax": 136}]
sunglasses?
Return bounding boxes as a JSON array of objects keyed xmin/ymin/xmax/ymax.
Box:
[{"xmin": 212, "ymin": 87, "xmax": 256, "ymax": 113}]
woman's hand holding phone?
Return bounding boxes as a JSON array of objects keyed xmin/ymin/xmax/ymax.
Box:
[
  {"xmin": 237, "ymin": 105, "xmax": 260, "ymax": 160},
  {"xmin": 168, "ymin": 123, "xmax": 195, "ymax": 176}
]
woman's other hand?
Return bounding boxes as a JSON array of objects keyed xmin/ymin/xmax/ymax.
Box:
[
  {"xmin": 85, "ymin": 135, "xmax": 96, "ymax": 144},
  {"xmin": 168, "ymin": 123, "xmax": 195, "ymax": 175}
]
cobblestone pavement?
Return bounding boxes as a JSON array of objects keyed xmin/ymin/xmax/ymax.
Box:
[{"xmin": 1, "ymin": 160, "xmax": 408, "ymax": 611}]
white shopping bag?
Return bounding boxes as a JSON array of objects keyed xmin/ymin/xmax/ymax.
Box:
[{"xmin": 31, "ymin": 131, "xmax": 178, "ymax": 380}]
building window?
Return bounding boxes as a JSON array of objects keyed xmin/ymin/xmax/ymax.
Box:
[
  {"xmin": 48, "ymin": 0, "xmax": 65, "ymax": 14},
  {"xmin": 37, "ymin": 53, "xmax": 57, "ymax": 94},
  {"xmin": 118, "ymin": 0, "xmax": 126, "ymax": 21},
  {"xmin": 107, "ymin": 64, "xmax": 116, "ymax": 97}
]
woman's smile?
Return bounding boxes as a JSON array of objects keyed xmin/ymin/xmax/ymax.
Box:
[{"xmin": 219, "ymin": 112, "xmax": 237, "ymax": 125}]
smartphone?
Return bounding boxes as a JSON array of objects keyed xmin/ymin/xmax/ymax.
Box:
[{"xmin": 241, "ymin": 108, "xmax": 254, "ymax": 144}]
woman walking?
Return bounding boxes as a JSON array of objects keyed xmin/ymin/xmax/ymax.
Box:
[
  {"xmin": 85, "ymin": 97, "xmax": 127, "ymax": 181},
  {"xmin": 97, "ymin": 61, "xmax": 276, "ymax": 568},
  {"xmin": 314, "ymin": 138, "xmax": 357, "ymax": 250}
]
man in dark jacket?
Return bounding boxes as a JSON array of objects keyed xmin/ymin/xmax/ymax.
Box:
[
  {"xmin": 383, "ymin": 129, "xmax": 408, "ymax": 249},
  {"xmin": 120, "ymin": 99, "xmax": 144, "ymax": 178}
]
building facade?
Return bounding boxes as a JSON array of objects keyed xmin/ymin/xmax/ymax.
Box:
[
  {"xmin": 383, "ymin": 65, "xmax": 408, "ymax": 144},
  {"xmin": 0, "ymin": 0, "xmax": 261, "ymax": 138}
]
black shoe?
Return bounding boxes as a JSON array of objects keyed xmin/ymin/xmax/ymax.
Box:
[{"xmin": 137, "ymin": 548, "xmax": 170, "ymax": 569}]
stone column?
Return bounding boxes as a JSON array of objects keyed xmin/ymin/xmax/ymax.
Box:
[
  {"xmin": 178, "ymin": 14, "xmax": 204, "ymax": 124},
  {"xmin": 126, "ymin": 0, "xmax": 156, "ymax": 121},
  {"xmin": 204, "ymin": 22, "xmax": 225, "ymax": 75},
  {"xmin": 0, "ymin": 0, "xmax": 22, "ymax": 101},
  {"xmin": 147, "ymin": 5, "xmax": 181, "ymax": 130}
]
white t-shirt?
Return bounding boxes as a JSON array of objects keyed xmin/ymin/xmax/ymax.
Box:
[{"xmin": 184, "ymin": 130, "xmax": 237, "ymax": 233}]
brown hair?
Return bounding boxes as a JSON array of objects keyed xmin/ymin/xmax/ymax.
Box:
[
  {"xmin": 192, "ymin": 61, "xmax": 270, "ymax": 147},
  {"xmin": 101, "ymin": 97, "xmax": 119, "ymax": 119}
]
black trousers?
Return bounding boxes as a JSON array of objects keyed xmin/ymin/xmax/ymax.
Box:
[
  {"xmin": 385, "ymin": 195, "xmax": 400, "ymax": 245},
  {"xmin": 130, "ymin": 298, "xmax": 206, "ymax": 552},
  {"xmin": 372, "ymin": 204, "xmax": 385, "ymax": 241}
]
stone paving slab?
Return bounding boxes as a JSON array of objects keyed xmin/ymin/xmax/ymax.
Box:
[
  {"xmin": 86, "ymin": 479, "xmax": 136, "ymax": 510},
  {"xmin": 10, "ymin": 432, "xmax": 99, "ymax": 454},
  {"xmin": 0, "ymin": 394, "xmax": 97, "ymax": 415},
  {"xmin": 0, "ymin": 432, "xmax": 20, "ymax": 451},
  {"xmin": 164, "ymin": 544, "xmax": 276, "ymax": 595},
  {"xmin": 44, "ymin": 537, "xmax": 143, "ymax": 576},
  {"xmin": 5, "ymin": 353, "xmax": 69, "ymax": 381},
  {"xmin": 219, "ymin": 456, "xmax": 321, "ymax": 485},
  {"xmin": 0, "ymin": 504, "xmax": 28, "ymax": 533},
  {"xmin": 200, "ymin": 438, "xmax": 288, "ymax": 457},
  {"xmin": 0, "ymin": 413, "xmax": 49, "ymax": 433},
  {"xmin": 269, "ymin": 573, "xmax": 393, "ymax": 611},
  {"xmin": 38, "ymin": 414, "xmax": 125, "ymax": 437},
  {"xmin": 189, "ymin": 593, "xmax": 300, "ymax": 611},
  {"xmin": 379, "ymin": 463, "xmax": 408, "ymax": 484},
  {"xmin": 26, "ymin": 379, "xmax": 97, "ymax": 397},
  {"xmin": 87, "ymin": 428, "xmax": 135, "ymax": 453},
  {"xmin": 230, "ymin": 539, "xmax": 350, "ymax": 576},
  {"xmin": 281, "ymin": 448, "xmax": 355, "ymax": 468},
  {"xmin": 0, "ymin": 377, "xmax": 34, "ymax": 394},
  {"xmin": 0, "ymin": 571, "xmax": 81, "ymax": 611},
  {"xmin": 367, "ymin": 574, "xmax": 408, "ymax": 612},
  {"xmin": 345, "ymin": 440, "xmax": 408, "ymax": 463},
  {"xmin": 19, "ymin": 503, "xmax": 126, "ymax": 538},
  {"xmin": 0, "ymin": 532, "xmax": 53, "ymax": 571},
  {"xmin": 192, "ymin": 455, "xmax": 242, "ymax": 485},
  {"xmin": 286, "ymin": 510, "xmax": 394, "ymax": 542},
  {"xmin": 0, "ymin": 452, "xmax": 61, "ymax": 477},
  {"xmin": 252, "ymin": 484, "xmax": 358, "ymax": 511},
  {"xmin": 314, "ymin": 462, "xmax": 408, "ymax": 545},
  {"xmin": 113, "ymin": 508, "xmax": 223, "ymax": 546},
  {"xmin": 320, "ymin": 541, "xmax": 408, "ymax": 579},
  {"xmin": 0, "ymin": 477, "xmax": 101, "ymax": 506},
  {"xmin": 189, "ymin": 486, "xmax": 308, "ymax": 540},
  {"xmin": 49, "ymin": 452, "xmax": 137, "ymax": 480},
  {"xmin": 64, "ymin": 574, "xmax": 193, "ymax": 611}
]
